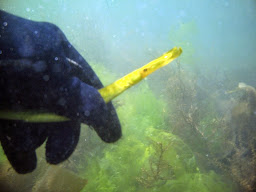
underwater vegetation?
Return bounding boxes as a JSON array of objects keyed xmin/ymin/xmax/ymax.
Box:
[
  {"xmin": 50, "ymin": 63, "xmax": 237, "ymax": 192},
  {"xmin": 0, "ymin": 59, "xmax": 253, "ymax": 192},
  {"xmin": 224, "ymin": 84, "xmax": 256, "ymax": 192},
  {"xmin": 0, "ymin": 146, "xmax": 7, "ymax": 164},
  {"xmin": 162, "ymin": 63, "xmax": 256, "ymax": 192},
  {"xmin": 75, "ymin": 82, "xmax": 234, "ymax": 192},
  {"xmin": 0, "ymin": 1, "xmax": 255, "ymax": 191},
  {"xmin": 0, "ymin": 14, "xmax": 253, "ymax": 191}
]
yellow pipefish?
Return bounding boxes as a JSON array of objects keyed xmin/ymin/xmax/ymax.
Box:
[
  {"xmin": 0, "ymin": 47, "xmax": 182, "ymax": 122},
  {"xmin": 99, "ymin": 47, "xmax": 182, "ymax": 103},
  {"xmin": 0, "ymin": 110, "xmax": 69, "ymax": 122}
]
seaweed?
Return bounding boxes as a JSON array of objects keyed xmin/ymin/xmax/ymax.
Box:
[
  {"xmin": 0, "ymin": 145, "xmax": 7, "ymax": 164},
  {"xmin": 163, "ymin": 61, "xmax": 255, "ymax": 192},
  {"xmin": 76, "ymin": 65, "xmax": 235, "ymax": 191}
]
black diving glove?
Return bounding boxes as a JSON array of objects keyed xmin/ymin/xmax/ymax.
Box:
[{"xmin": 0, "ymin": 10, "xmax": 121, "ymax": 174}]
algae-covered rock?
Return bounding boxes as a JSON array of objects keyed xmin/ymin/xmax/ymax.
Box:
[
  {"xmin": 0, "ymin": 146, "xmax": 87, "ymax": 192},
  {"xmin": 226, "ymin": 83, "xmax": 256, "ymax": 192}
]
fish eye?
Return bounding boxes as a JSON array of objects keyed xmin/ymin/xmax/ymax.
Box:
[{"xmin": 143, "ymin": 68, "xmax": 148, "ymax": 72}]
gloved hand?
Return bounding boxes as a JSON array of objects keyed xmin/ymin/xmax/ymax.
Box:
[{"xmin": 0, "ymin": 10, "xmax": 121, "ymax": 174}]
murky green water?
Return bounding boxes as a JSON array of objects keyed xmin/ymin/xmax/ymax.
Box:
[{"xmin": 0, "ymin": 0, "xmax": 255, "ymax": 191}]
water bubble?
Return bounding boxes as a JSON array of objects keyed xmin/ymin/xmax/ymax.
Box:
[
  {"xmin": 34, "ymin": 30, "xmax": 38, "ymax": 34},
  {"xmin": 3, "ymin": 22, "xmax": 7, "ymax": 27},
  {"xmin": 33, "ymin": 61, "xmax": 47, "ymax": 72},
  {"xmin": 43, "ymin": 75, "xmax": 50, "ymax": 81},
  {"xmin": 26, "ymin": 8, "xmax": 30, "ymax": 12},
  {"xmin": 0, "ymin": 50, "xmax": 2, "ymax": 54},
  {"xmin": 54, "ymin": 57, "xmax": 59, "ymax": 61},
  {"xmin": 224, "ymin": 2, "xmax": 229, "ymax": 7},
  {"xmin": 111, "ymin": 110, "xmax": 116, "ymax": 115},
  {"xmin": 84, "ymin": 111, "xmax": 90, "ymax": 117},
  {"xmin": 57, "ymin": 98, "xmax": 66, "ymax": 106},
  {"xmin": 179, "ymin": 10, "xmax": 186, "ymax": 17}
]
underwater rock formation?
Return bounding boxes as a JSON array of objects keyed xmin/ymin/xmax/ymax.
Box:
[
  {"xmin": 221, "ymin": 83, "xmax": 256, "ymax": 192},
  {"xmin": 0, "ymin": 148, "xmax": 87, "ymax": 192}
]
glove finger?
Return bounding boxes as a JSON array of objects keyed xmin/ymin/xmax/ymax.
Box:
[
  {"xmin": 46, "ymin": 121, "xmax": 80, "ymax": 164},
  {"xmin": 0, "ymin": 120, "xmax": 48, "ymax": 173},
  {"xmin": 0, "ymin": 142, "xmax": 37, "ymax": 174},
  {"xmin": 0, "ymin": 119, "xmax": 47, "ymax": 151}
]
